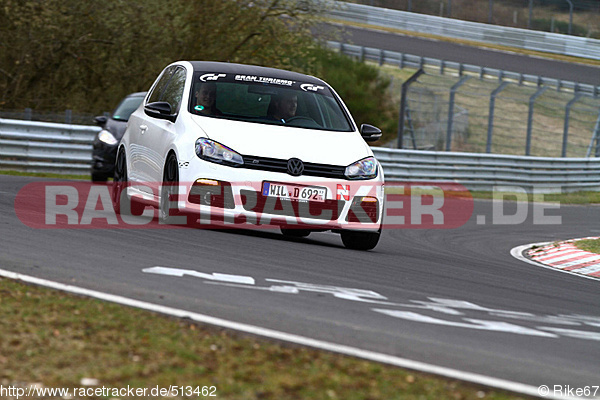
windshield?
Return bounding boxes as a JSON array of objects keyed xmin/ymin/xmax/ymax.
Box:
[
  {"xmin": 112, "ymin": 95, "xmax": 145, "ymax": 121},
  {"xmin": 188, "ymin": 72, "xmax": 353, "ymax": 132}
]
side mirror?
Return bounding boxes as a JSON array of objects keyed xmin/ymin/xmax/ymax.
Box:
[
  {"xmin": 360, "ymin": 124, "xmax": 382, "ymax": 142},
  {"xmin": 94, "ymin": 115, "xmax": 108, "ymax": 126},
  {"xmin": 144, "ymin": 101, "xmax": 176, "ymax": 122}
]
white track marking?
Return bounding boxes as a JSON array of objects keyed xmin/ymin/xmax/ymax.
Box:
[
  {"xmin": 0, "ymin": 268, "xmax": 578, "ymax": 400},
  {"xmin": 143, "ymin": 266, "xmax": 255, "ymax": 284}
]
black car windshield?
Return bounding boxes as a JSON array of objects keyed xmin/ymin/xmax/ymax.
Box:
[
  {"xmin": 189, "ymin": 72, "xmax": 353, "ymax": 132},
  {"xmin": 112, "ymin": 96, "xmax": 145, "ymax": 121}
]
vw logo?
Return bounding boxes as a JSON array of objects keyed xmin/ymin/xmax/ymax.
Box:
[{"xmin": 287, "ymin": 158, "xmax": 304, "ymax": 176}]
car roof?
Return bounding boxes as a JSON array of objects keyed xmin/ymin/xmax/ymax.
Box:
[{"xmin": 187, "ymin": 61, "xmax": 326, "ymax": 86}]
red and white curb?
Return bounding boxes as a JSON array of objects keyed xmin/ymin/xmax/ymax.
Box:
[{"xmin": 511, "ymin": 237, "xmax": 600, "ymax": 281}]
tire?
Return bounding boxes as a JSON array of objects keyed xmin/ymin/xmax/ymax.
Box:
[
  {"xmin": 91, "ymin": 172, "xmax": 108, "ymax": 182},
  {"xmin": 159, "ymin": 153, "xmax": 181, "ymax": 224},
  {"xmin": 340, "ymin": 230, "xmax": 381, "ymax": 251},
  {"xmin": 111, "ymin": 150, "xmax": 144, "ymax": 216},
  {"xmin": 280, "ymin": 227, "xmax": 311, "ymax": 238},
  {"xmin": 111, "ymin": 150, "xmax": 127, "ymax": 215}
]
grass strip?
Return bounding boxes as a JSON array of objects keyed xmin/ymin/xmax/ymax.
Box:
[
  {"xmin": 0, "ymin": 169, "xmax": 90, "ymax": 181},
  {"xmin": 467, "ymin": 190, "xmax": 600, "ymax": 204},
  {"xmin": 2, "ymin": 170, "xmax": 599, "ymax": 204},
  {"xmin": 0, "ymin": 277, "xmax": 528, "ymax": 400},
  {"xmin": 575, "ymin": 238, "xmax": 600, "ymax": 254}
]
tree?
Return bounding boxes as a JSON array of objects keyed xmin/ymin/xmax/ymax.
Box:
[{"xmin": 0, "ymin": 0, "xmax": 328, "ymax": 112}]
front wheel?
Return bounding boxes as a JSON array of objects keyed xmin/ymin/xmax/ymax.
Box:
[
  {"xmin": 111, "ymin": 150, "xmax": 127, "ymax": 214},
  {"xmin": 111, "ymin": 150, "xmax": 144, "ymax": 216},
  {"xmin": 91, "ymin": 172, "xmax": 108, "ymax": 182},
  {"xmin": 159, "ymin": 153, "xmax": 181, "ymax": 224},
  {"xmin": 340, "ymin": 230, "xmax": 381, "ymax": 251}
]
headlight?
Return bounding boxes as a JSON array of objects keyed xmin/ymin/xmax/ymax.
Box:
[
  {"xmin": 345, "ymin": 157, "xmax": 378, "ymax": 180},
  {"xmin": 195, "ymin": 138, "xmax": 244, "ymax": 166},
  {"xmin": 98, "ymin": 130, "xmax": 118, "ymax": 145}
]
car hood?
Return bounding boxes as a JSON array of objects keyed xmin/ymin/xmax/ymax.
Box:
[{"xmin": 190, "ymin": 116, "xmax": 372, "ymax": 166}]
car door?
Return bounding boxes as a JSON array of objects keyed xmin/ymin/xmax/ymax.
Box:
[
  {"xmin": 137, "ymin": 66, "xmax": 187, "ymax": 187},
  {"xmin": 130, "ymin": 67, "xmax": 175, "ymax": 185}
]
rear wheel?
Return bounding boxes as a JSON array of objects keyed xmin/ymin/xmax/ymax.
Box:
[
  {"xmin": 159, "ymin": 153, "xmax": 181, "ymax": 224},
  {"xmin": 340, "ymin": 230, "xmax": 381, "ymax": 251},
  {"xmin": 280, "ymin": 227, "xmax": 311, "ymax": 238}
]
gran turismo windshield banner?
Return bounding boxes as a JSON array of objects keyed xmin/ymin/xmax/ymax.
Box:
[{"xmin": 196, "ymin": 72, "xmax": 332, "ymax": 97}]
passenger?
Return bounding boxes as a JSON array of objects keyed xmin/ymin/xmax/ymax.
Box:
[
  {"xmin": 194, "ymin": 82, "xmax": 222, "ymax": 116},
  {"xmin": 268, "ymin": 92, "xmax": 298, "ymax": 123}
]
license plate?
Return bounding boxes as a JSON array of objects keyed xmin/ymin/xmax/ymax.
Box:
[{"xmin": 262, "ymin": 182, "xmax": 326, "ymax": 202}]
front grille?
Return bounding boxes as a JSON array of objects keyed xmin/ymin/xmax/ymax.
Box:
[
  {"xmin": 240, "ymin": 189, "xmax": 344, "ymax": 221},
  {"xmin": 242, "ymin": 155, "xmax": 347, "ymax": 179}
]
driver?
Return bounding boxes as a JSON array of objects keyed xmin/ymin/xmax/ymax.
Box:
[
  {"xmin": 269, "ymin": 92, "xmax": 297, "ymax": 122},
  {"xmin": 195, "ymin": 82, "xmax": 222, "ymax": 116}
]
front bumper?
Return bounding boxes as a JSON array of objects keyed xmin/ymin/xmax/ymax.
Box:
[
  {"xmin": 171, "ymin": 158, "xmax": 384, "ymax": 231},
  {"xmin": 92, "ymin": 141, "xmax": 118, "ymax": 175}
]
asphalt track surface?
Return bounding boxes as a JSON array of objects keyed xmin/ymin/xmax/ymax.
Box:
[
  {"xmin": 2, "ymin": 175, "xmax": 600, "ymax": 396},
  {"xmin": 327, "ymin": 24, "xmax": 600, "ymax": 86}
]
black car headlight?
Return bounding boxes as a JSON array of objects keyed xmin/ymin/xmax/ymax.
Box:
[
  {"xmin": 195, "ymin": 138, "xmax": 244, "ymax": 166},
  {"xmin": 345, "ymin": 157, "xmax": 378, "ymax": 180}
]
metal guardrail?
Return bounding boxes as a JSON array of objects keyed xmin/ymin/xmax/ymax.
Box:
[
  {"xmin": 0, "ymin": 118, "xmax": 99, "ymax": 175},
  {"xmin": 327, "ymin": 41, "xmax": 600, "ymax": 97},
  {"xmin": 373, "ymin": 147, "xmax": 600, "ymax": 192},
  {"xmin": 1, "ymin": 118, "xmax": 599, "ymax": 193},
  {"xmin": 328, "ymin": 2, "xmax": 600, "ymax": 61}
]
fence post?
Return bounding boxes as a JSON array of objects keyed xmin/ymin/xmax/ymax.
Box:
[
  {"xmin": 525, "ymin": 86, "xmax": 548, "ymax": 156},
  {"xmin": 585, "ymin": 111, "xmax": 600, "ymax": 157},
  {"xmin": 397, "ymin": 68, "xmax": 424, "ymax": 149},
  {"xmin": 562, "ymin": 93, "xmax": 583, "ymax": 157},
  {"xmin": 595, "ymin": 112, "xmax": 600, "ymax": 157},
  {"xmin": 24, "ymin": 108, "xmax": 32, "ymax": 120},
  {"xmin": 486, "ymin": 81, "xmax": 510, "ymax": 153},
  {"xmin": 566, "ymin": 0, "xmax": 573, "ymax": 35},
  {"xmin": 446, "ymin": 75, "xmax": 470, "ymax": 151},
  {"xmin": 65, "ymin": 110, "xmax": 72, "ymax": 124}
]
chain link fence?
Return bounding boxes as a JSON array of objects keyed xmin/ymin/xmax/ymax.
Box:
[{"xmin": 398, "ymin": 71, "xmax": 600, "ymax": 157}]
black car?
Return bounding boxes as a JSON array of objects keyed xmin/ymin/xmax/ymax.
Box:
[{"xmin": 91, "ymin": 92, "xmax": 146, "ymax": 181}]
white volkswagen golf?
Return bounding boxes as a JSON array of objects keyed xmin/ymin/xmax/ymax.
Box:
[{"xmin": 113, "ymin": 61, "xmax": 384, "ymax": 250}]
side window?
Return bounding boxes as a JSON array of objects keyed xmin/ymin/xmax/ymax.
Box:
[
  {"xmin": 161, "ymin": 67, "xmax": 186, "ymax": 114},
  {"xmin": 147, "ymin": 67, "xmax": 174, "ymax": 105}
]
